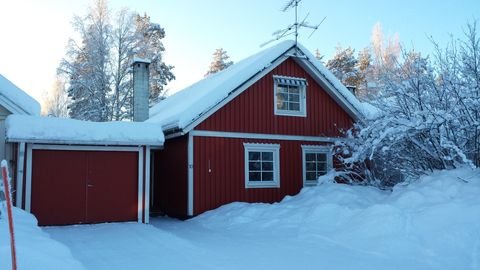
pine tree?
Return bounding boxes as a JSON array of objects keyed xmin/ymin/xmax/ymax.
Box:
[
  {"xmin": 205, "ymin": 48, "xmax": 233, "ymax": 76},
  {"xmin": 326, "ymin": 46, "xmax": 359, "ymax": 89},
  {"xmin": 355, "ymin": 47, "xmax": 372, "ymax": 100},
  {"xmin": 134, "ymin": 13, "xmax": 175, "ymax": 103},
  {"xmin": 315, "ymin": 48, "xmax": 324, "ymax": 64}
]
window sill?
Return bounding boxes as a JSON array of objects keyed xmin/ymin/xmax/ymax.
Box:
[
  {"xmin": 245, "ymin": 182, "xmax": 280, "ymax": 189},
  {"xmin": 274, "ymin": 110, "xmax": 307, "ymax": 117}
]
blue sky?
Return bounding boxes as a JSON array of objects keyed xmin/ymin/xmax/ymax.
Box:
[{"xmin": 0, "ymin": 0, "xmax": 478, "ymax": 104}]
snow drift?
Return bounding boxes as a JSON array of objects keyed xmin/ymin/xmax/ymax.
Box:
[{"xmin": 0, "ymin": 207, "xmax": 85, "ymax": 270}]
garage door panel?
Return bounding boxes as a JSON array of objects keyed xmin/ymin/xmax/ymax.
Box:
[
  {"xmin": 87, "ymin": 151, "xmax": 138, "ymax": 223},
  {"xmin": 31, "ymin": 150, "xmax": 88, "ymax": 226},
  {"xmin": 30, "ymin": 148, "xmax": 140, "ymax": 226}
]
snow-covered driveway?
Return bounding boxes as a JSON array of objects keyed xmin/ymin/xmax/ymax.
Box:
[
  {"xmin": 43, "ymin": 168, "xmax": 480, "ymax": 270},
  {"xmin": 44, "ymin": 217, "xmax": 421, "ymax": 270}
]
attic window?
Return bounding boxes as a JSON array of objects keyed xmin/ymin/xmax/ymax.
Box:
[{"xmin": 274, "ymin": 75, "xmax": 307, "ymax": 117}]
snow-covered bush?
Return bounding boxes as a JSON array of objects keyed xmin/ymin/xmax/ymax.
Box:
[{"xmin": 336, "ymin": 21, "xmax": 480, "ymax": 187}]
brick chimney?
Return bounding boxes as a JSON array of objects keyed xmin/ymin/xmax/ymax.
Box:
[{"xmin": 132, "ymin": 57, "xmax": 150, "ymax": 122}]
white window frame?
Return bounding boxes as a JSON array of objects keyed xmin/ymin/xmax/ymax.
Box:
[
  {"xmin": 244, "ymin": 143, "xmax": 280, "ymax": 188},
  {"xmin": 274, "ymin": 75, "xmax": 307, "ymax": 117},
  {"xmin": 301, "ymin": 145, "xmax": 332, "ymax": 186}
]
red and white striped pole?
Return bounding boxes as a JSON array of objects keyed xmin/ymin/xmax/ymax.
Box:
[{"xmin": 1, "ymin": 160, "xmax": 17, "ymax": 270}]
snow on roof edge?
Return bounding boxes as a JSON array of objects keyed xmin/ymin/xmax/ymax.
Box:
[
  {"xmin": 0, "ymin": 74, "xmax": 41, "ymax": 115},
  {"xmin": 6, "ymin": 115, "xmax": 165, "ymax": 146}
]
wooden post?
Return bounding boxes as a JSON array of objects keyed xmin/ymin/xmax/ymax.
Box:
[{"xmin": 2, "ymin": 160, "xmax": 17, "ymax": 270}]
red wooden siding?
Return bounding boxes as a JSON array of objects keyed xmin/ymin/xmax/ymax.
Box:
[
  {"xmin": 31, "ymin": 150, "xmax": 138, "ymax": 226},
  {"xmin": 152, "ymin": 136, "xmax": 189, "ymax": 218},
  {"xmin": 195, "ymin": 57, "xmax": 354, "ymax": 136},
  {"xmin": 193, "ymin": 136, "xmax": 328, "ymax": 216}
]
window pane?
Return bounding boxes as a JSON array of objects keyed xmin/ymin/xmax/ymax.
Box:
[
  {"xmin": 277, "ymin": 85, "xmax": 288, "ymax": 93},
  {"xmin": 317, "ymin": 162, "xmax": 327, "ymax": 172},
  {"xmin": 306, "ymin": 153, "xmax": 316, "ymax": 161},
  {"xmin": 261, "ymin": 152, "xmax": 273, "ymax": 161},
  {"xmin": 262, "ymin": 172, "xmax": 274, "ymax": 181},
  {"xmin": 289, "ymin": 102, "xmax": 300, "ymax": 111},
  {"xmin": 276, "ymin": 93, "xmax": 288, "ymax": 110},
  {"xmin": 249, "ymin": 172, "xmax": 261, "ymax": 181},
  {"xmin": 249, "ymin": 151, "xmax": 260, "ymax": 161},
  {"xmin": 289, "ymin": 93, "xmax": 300, "ymax": 102},
  {"xmin": 262, "ymin": 161, "xmax": 273, "ymax": 171},
  {"xmin": 289, "ymin": 86, "xmax": 300, "ymax": 94},
  {"xmin": 306, "ymin": 161, "xmax": 316, "ymax": 171},
  {"xmin": 306, "ymin": 172, "xmax": 317, "ymax": 181},
  {"xmin": 249, "ymin": 161, "xmax": 261, "ymax": 171},
  {"xmin": 317, "ymin": 153, "xmax": 327, "ymax": 161}
]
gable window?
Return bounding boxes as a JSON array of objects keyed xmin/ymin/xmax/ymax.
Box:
[
  {"xmin": 302, "ymin": 145, "xmax": 332, "ymax": 186},
  {"xmin": 244, "ymin": 143, "xmax": 280, "ymax": 188},
  {"xmin": 274, "ymin": 75, "xmax": 307, "ymax": 117}
]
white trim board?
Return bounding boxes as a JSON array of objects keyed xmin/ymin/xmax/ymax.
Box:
[
  {"xmin": 30, "ymin": 144, "xmax": 140, "ymax": 152},
  {"xmin": 191, "ymin": 130, "xmax": 350, "ymax": 143},
  {"xmin": 187, "ymin": 133, "xmax": 194, "ymax": 216},
  {"xmin": 0, "ymin": 94, "xmax": 30, "ymax": 115},
  {"xmin": 25, "ymin": 143, "xmax": 32, "ymax": 212},
  {"xmin": 15, "ymin": 142, "xmax": 25, "ymax": 207},
  {"xmin": 137, "ymin": 146, "xmax": 144, "ymax": 223},
  {"xmin": 7, "ymin": 138, "xmax": 161, "ymax": 147},
  {"xmin": 144, "ymin": 146, "xmax": 151, "ymax": 224}
]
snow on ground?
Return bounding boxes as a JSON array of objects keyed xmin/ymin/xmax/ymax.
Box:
[
  {"xmin": 0, "ymin": 207, "xmax": 84, "ymax": 270},
  {"xmin": 44, "ymin": 167, "xmax": 480, "ymax": 270}
]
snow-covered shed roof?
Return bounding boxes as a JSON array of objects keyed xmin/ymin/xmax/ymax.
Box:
[
  {"xmin": 0, "ymin": 74, "xmax": 41, "ymax": 116},
  {"xmin": 148, "ymin": 40, "xmax": 367, "ymax": 132},
  {"xmin": 6, "ymin": 115, "xmax": 164, "ymax": 146}
]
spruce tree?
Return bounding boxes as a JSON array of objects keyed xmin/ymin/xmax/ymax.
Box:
[{"xmin": 205, "ymin": 48, "xmax": 233, "ymax": 76}]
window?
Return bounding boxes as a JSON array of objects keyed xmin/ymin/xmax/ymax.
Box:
[
  {"xmin": 274, "ymin": 75, "xmax": 307, "ymax": 117},
  {"xmin": 302, "ymin": 145, "xmax": 332, "ymax": 186},
  {"xmin": 244, "ymin": 143, "xmax": 280, "ymax": 188}
]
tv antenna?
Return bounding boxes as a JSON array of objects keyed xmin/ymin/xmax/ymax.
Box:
[{"xmin": 261, "ymin": 0, "xmax": 326, "ymax": 47}]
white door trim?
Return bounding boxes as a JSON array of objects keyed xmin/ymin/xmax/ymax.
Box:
[
  {"xmin": 144, "ymin": 146, "xmax": 151, "ymax": 224},
  {"xmin": 24, "ymin": 143, "xmax": 146, "ymax": 223},
  {"xmin": 25, "ymin": 143, "xmax": 32, "ymax": 212},
  {"xmin": 15, "ymin": 142, "xmax": 25, "ymax": 207},
  {"xmin": 187, "ymin": 133, "xmax": 194, "ymax": 216}
]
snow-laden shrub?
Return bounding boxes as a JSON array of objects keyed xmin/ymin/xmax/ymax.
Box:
[{"xmin": 336, "ymin": 21, "xmax": 480, "ymax": 187}]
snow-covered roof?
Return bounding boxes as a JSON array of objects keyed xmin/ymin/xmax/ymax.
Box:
[
  {"xmin": 0, "ymin": 74, "xmax": 41, "ymax": 116},
  {"xmin": 148, "ymin": 40, "xmax": 366, "ymax": 131},
  {"xmin": 6, "ymin": 115, "xmax": 164, "ymax": 146}
]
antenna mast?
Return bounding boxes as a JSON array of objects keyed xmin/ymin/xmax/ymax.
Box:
[{"xmin": 261, "ymin": 0, "xmax": 325, "ymax": 48}]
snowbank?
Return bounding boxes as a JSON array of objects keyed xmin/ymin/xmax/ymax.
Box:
[
  {"xmin": 191, "ymin": 167, "xmax": 480, "ymax": 269},
  {"xmin": 0, "ymin": 207, "xmax": 85, "ymax": 270},
  {"xmin": 6, "ymin": 115, "xmax": 164, "ymax": 146},
  {"xmin": 0, "ymin": 74, "xmax": 40, "ymax": 116}
]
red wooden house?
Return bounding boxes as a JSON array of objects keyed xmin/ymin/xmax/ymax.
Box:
[{"xmin": 147, "ymin": 40, "xmax": 365, "ymax": 219}]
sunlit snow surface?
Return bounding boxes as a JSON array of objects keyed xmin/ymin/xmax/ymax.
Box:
[{"xmin": 3, "ymin": 167, "xmax": 479, "ymax": 269}]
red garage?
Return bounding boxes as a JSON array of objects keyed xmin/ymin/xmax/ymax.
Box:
[{"xmin": 6, "ymin": 115, "xmax": 164, "ymax": 226}]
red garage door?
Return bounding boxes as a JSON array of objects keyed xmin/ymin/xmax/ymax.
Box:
[{"xmin": 31, "ymin": 149, "xmax": 139, "ymax": 226}]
